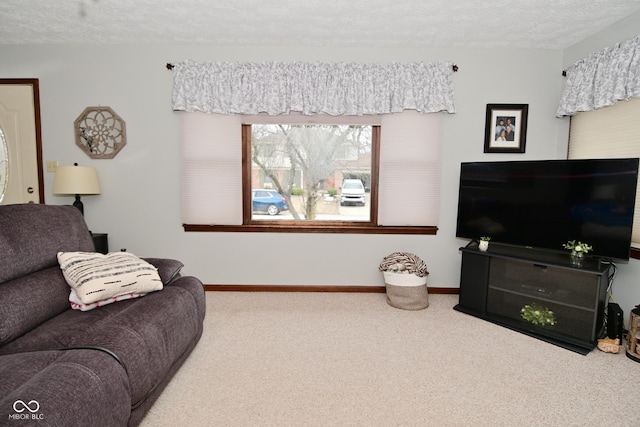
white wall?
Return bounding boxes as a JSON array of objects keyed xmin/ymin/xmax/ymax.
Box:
[
  {"xmin": 0, "ymin": 41, "xmax": 608, "ymax": 295},
  {"xmin": 561, "ymin": 11, "xmax": 640, "ymax": 316}
]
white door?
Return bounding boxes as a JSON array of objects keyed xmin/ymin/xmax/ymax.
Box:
[{"xmin": 0, "ymin": 80, "xmax": 43, "ymax": 205}]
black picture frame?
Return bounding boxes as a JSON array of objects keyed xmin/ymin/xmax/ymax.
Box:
[{"xmin": 484, "ymin": 104, "xmax": 528, "ymax": 153}]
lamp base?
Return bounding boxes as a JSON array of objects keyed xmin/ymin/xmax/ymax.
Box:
[{"xmin": 73, "ymin": 194, "xmax": 84, "ymax": 216}]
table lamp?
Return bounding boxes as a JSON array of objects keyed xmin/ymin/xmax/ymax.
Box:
[{"xmin": 53, "ymin": 163, "xmax": 101, "ymax": 216}]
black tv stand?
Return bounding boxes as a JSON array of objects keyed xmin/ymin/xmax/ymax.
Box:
[{"xmin": 454, "ymin": 243, "xmax": 611, "ymax": 355}]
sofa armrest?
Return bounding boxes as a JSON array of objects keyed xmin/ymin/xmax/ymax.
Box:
[
  {"xmin": 0, "ymin": 349, "xmax": 131, "ymax": 425},
  {"xmin": 165, "ymin": 276, "xmax": 206, "ymax": 324},
  {"xmin": 143, "ymin": 258, "xmax": 184, "ymax": 285}
]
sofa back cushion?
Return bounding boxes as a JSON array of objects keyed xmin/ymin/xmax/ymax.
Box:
[
  {"xmin": 0, "ymin": 204, "xmax": 95, "ymax": 345},
  {"xmin": 0, "ymin": 204, "xmax": 95, "ymax": 284},
  {"xmin": 0, "ymin": 267, "xmax": 71, "ymax": 345}
]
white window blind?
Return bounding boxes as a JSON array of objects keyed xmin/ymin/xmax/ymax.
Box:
[
  {"xmin": 379, "ymin": 111, "xmax": 442, "ymax": 226},
  {"xmin": 180, "ymin": 111, "xmax": 442, "ymax": 227},
  {"xmin": 568, "ymin": 97, "xmax": 640, "ymax": 248},
  {"xmin": 180, "ymin": 112, "xmax": 242, "ymax": 225}
]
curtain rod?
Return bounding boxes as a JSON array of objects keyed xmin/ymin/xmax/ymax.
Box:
[{"xmin": 166, "ymin": 62, "xmax": 459, "ymax": 72}]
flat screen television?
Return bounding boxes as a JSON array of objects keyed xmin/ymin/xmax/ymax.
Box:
[{"xmin": 456, "ymin": 158, "xmax": 639, "ymax": 260}]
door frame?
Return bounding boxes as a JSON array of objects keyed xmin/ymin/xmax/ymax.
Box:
[{"xmin": 0, "ymin": 78, "xmax": 45, "ymax": 203}]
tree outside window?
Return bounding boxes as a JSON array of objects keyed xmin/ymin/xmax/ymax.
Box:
[{"xmin": 247, "ymin": 124, "xmax": 374, "ymax": 222}]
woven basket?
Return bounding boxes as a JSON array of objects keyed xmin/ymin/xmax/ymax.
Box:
[{"xmin": 383, "ymin": 271, "xmax": 429, "ymax": 310}]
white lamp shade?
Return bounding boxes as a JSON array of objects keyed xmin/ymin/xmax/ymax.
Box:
[{"xmin": 53, "ymin": 165, "xmax": 101, "ymax": 195}]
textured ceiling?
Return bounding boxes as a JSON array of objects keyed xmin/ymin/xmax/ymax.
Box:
[{"xmin": 1, "ymin": 0, "xmax": 640, "ymax": 48}]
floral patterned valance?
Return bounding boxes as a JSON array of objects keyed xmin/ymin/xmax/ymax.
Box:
[
  {"xmin": 557, "ymin": 34, "xmax": 640, "ymax": 117},
  {"xmin": 171, "ymin": 60, "xmax": 456, "ymax": 116}
]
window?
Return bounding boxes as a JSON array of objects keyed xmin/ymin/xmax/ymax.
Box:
[
  {"xmin": 568, "ymin": 97, "xmax": 640, "ymax": 258},
  {"xmin": 181, "ymin": 111, "xmax": 443, "ymax": 234},
  {"xmin": 245, "ymin": 123, "xmax": 374, "ymax": 223}
]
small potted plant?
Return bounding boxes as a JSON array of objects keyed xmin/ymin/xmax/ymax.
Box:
[
  {"xmin": 562, "ymin": 240, "xmax": 593, "ymax": 266},
  {"xmin": 478, "ymin": 236, "xmax": 491, "ymax": 252},
  {"xmin": 521, "ymin": 302, "xmax": 556, "ymax": 327}
]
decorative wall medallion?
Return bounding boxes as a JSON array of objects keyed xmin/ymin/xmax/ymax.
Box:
[{"xmin": 74, "ymin": 106, "xmax": 126, "ymax": 159}]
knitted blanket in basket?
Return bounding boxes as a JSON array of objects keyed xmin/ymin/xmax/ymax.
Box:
[{"xmin": 379, "ymin": 252, "xmax": 429, "ymax": 277}]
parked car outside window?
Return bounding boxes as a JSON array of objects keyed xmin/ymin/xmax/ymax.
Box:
[
  {"xmin": 340, "ymin": 179, "xmax": 366, "ymax": 206},
  {"xmin": 252, "ymin": 189, "xmax": 288, "ymax": 215}
]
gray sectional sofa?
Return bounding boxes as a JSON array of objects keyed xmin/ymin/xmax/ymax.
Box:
[{"xmin": 0, "ymin": 204, "xmax": 206, "ymax": 426}]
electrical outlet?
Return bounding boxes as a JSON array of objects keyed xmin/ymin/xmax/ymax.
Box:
[{"xmin": 46, "ymin": 160, "xmax": 58, "ymax": 173}]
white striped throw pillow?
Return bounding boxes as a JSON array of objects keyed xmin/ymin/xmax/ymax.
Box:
[{"xmin": 57, "ymin": 251, "xmax": 163, "ymax": 305}]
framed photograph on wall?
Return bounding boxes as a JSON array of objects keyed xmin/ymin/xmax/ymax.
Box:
[{"xmin": 484, "ymin": 104, "xmax": 528, "ymax": 153}]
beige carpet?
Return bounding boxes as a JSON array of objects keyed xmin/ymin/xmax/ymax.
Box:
[{"xmin": 140, "ymin": 292, "xmax": 639, "ymax": 426}]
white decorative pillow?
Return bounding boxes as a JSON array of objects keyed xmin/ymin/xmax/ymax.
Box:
[{"xmin": 57, "ymin": 251, "xmax": 163, "ymax": 305}]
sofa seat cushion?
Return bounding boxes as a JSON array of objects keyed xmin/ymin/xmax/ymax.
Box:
[
  {"xmin": 0, "ymin": 276, "xmax": 206, "ymax": 406},
  {"xmin": 0, "ymin": 267, "xmax": 71, "ymax": 346},
  {"xmin": 57, "ymin": 252, "xmax": 163, "ymax": 304},
  {"xmin": 0, "ymin": 349, "xmax": 130, "ymax": 425}
]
